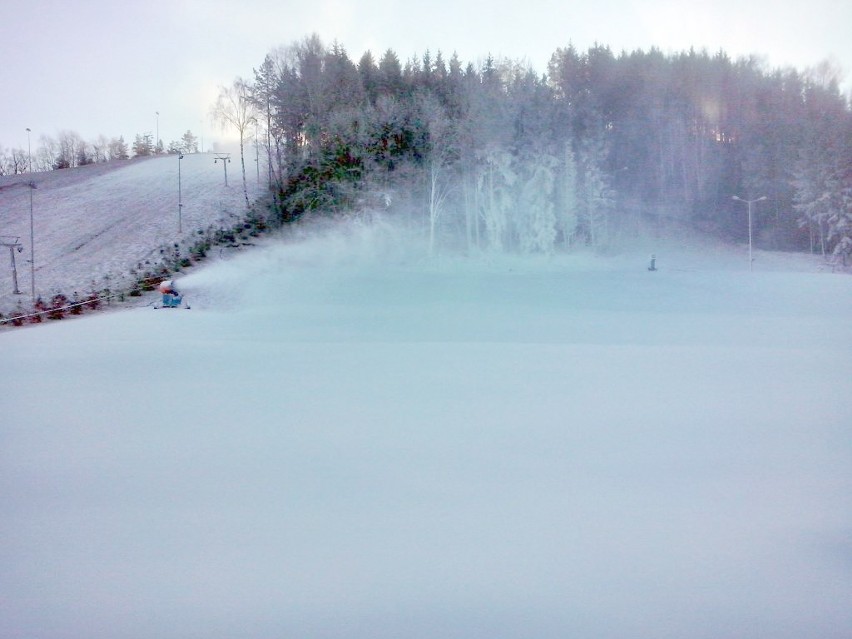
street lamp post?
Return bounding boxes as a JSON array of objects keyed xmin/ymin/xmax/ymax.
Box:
[
  {"xmin": 178, "ymin": 153, "xmax": 184, "ymax": 234},
  {"xmin": 26, "ymin": 127, "xmax": 35, "ymax": 301},
  {"xmin": 732, "ymin": 195, "xmax": 767, "ymax": 272},
  {"xmin": 155, "ymin": 111, "xmax": 160, "ymax": 153}
]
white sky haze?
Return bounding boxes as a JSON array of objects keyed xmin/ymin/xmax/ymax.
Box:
[{"xmin": 1, "ymin": 0, "xmax": 850, "ymax": 152}]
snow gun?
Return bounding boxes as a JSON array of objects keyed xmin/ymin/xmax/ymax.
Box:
[{"xmin": 158, "ymin": 280, "xmax": 184, "ymax": 308}]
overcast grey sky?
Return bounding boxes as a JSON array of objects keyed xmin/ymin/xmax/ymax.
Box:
[{"xmin": 1, "ymin": 0, "xmax": 850, "ymax": 152}]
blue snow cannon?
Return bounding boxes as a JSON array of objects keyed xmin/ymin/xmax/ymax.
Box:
[{"xmin": 159, "ymin": 280, "xmax": 183, "ymax": 308}]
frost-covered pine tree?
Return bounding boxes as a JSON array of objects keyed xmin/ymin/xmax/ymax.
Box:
[
  {"xmin": 477, "ymin": 148, "xmax": 515, "ymax": 251},
  {"xmin": 108, "ymin": 136, "xmax": 129, "ymax": 160},
  {"xmin": 556, "ymin": 142, "xmax": 579, "ymax": 247},
  {"xmin": 827, "ymin": 174, "xmax": 852, "ymax": 265},
  {"xmin": 516, "ymin": 151, "xmax": 557, "ymax": 253},
  {"xmin": 578, "ymin": 132, "xmax": 612, "ymax": 247},
  {"xmin": 790, "ymin": 76, "xmax": 851, "ymax": 258},
  {"xmin": 792, "ymin": 151, "xmax": 831, "ymax": 256},
  {"xmin": 132, "ymin": 134, "xmax": 153, "ymax": 158}
]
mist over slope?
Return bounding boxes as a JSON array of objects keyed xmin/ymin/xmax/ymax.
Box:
[{"xmin": 0, "ymin": 154, "xmax": 263, "ymax": 314}]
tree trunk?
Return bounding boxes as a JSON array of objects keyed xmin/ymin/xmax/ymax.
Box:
[{"xmin": 239, "ymin": 130, "xmax": 250, "ymax": 208}]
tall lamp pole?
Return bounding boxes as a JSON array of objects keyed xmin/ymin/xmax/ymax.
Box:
[
  {"xmin": 178, "ymin": 153, "xmax": 184, "ymax": 234},
  {"xmin": 26, "ymin": 127, "xmax": 35, "ymax": 301},
  {"xmin": 155, "ymin": 111, "xmax": 160, "ymax": 153},
  {"xmin": 732, "ymin": 195, "xmax": 767, "ymax": 272}
]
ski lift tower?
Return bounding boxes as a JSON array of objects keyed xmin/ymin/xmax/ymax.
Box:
[
  {"xmin": 0, "ymin": 179, "xmax": 37, "ymax": 299},
  {"xmin": 0, "ymin": 236, "xmax": 24, "ymax": 294},
  {"xmin": 214, "ymin": 153, "xmax": 231, "ymax": 187}
]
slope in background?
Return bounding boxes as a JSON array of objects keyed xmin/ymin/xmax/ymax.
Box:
[{"xmin": 0, "ymin": 154, "xmax": 264, "ymax": 314}]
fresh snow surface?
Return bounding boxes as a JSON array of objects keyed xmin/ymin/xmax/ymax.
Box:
[
  {"xmin": 0, "ymin": 154, "xmax": 263, "ymax": 313},
  {"xmin": 2, "ymin": 218, "xmax": 852, "ymax": 639}
]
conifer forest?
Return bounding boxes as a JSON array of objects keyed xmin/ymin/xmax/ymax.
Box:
[{"xmin": 246, "ymin": 36, "xmax": 851, "ymax": 260}]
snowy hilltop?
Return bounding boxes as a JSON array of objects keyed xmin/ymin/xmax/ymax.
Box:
[{"xmin": 0, "ymin": 153, "xmax": 265, "ymax": 317}]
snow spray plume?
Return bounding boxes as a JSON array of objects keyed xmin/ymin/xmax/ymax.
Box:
[{"xmin": 177, "ymin": 213, "xmax": 418, "ymax": 309}]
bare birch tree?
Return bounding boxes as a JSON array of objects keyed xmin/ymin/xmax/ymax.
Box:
[
  {"xmin": 212, "ymin": 78, "xmax": 257, "ymax": 208},
  {"xmin": 419, "ymin": 95, "xmax": 458, "ymax": 255}
]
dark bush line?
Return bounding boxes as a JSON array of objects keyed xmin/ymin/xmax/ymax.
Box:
[{"xmin": 1, "ymin": 198, "xmax": 280, "ymax": 328}]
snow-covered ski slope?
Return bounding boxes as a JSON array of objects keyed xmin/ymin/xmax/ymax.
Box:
[
  {"xmin": 2, "ymin": 218, "xmax": 852, "ymax": 639},
  {"xmin": 0, "ymin": 154, "xmax": 263, "ymax": 313}
]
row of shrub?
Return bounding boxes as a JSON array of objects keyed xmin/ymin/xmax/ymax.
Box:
[{"xmin": 0, "ymin": 290, "xmax": 102, "ymax": 326}]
